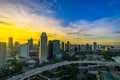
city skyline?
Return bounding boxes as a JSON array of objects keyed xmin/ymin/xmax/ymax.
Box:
[{"xmin": 0, "ymin": 0, "xmax": 120, "ymax": 45}]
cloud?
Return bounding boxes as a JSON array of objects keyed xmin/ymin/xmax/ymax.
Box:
[
  {"xmin": 0, "ymin": 0, "xmax": 120, "ymax": 45},
  {"xmin": 65, "ymin": 17, "xmax": 120, "ymax": 38},
  {"xmin": 113, "ymin": 31, "xmax": 120, "ymax": 34},
  {"xmin": 0, "ymin": 21, "xmax": 13, "ymax": 25},
  {"xmin": 84, "ymin": 34, "xmax": 95, "ymax": 36}
]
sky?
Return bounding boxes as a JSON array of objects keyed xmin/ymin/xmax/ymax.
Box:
[{"xmin": 0, "ymin": 0, "xmax": 120, "ymax": 45}]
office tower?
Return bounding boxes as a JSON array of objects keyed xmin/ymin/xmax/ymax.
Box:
[
  {"xmin": 48, "ymin": 40, "xmax": 53, "ymax": 60},
  {"xmin": 78, "ymin": 45, "xmax": 81, "ymax": 52},
  {"xmin": 40, "ymin": 32, "xmax": 48, "ymax": 62},
  {"xmin": 66, "ymin": 41, "xmax": 70, "ymax": 52},
  {"xmin": 65, "ymin": 43, "xmax": 67, "ymax": 51},
  {"xmin": 74, "ymin": 46, "xmax": 78, "ymax": 52},
  {"xmin": 61, "ymin": 42, "xmax": 64, "ymax": 51},
  {"xmin": 93, "ymin": 42, "xmax": 97, "ymax": 52},
  {"xmin": 28, "ymin": 38, "xmax": 33, "ymax": 50},
  {"xmin": 53, "ymin": 40, "xmax": 60, "ymax": 57},
  {"xmin": 0, "ymin": 42, "xmax": 6, "ymax": 68},
  {"xmin": 8, "ymin": 37, "xmax": 13, "ymax": 55},
  {"xmin": 20, "ymin": 44, "xmax": 29, "ymax": 58},
  {"xmin": 86, "ymin": 43, "xmax": 90, "ymax": 52},
  {"xmin": 89, "ymin": 45, "xmax": 92, "ymax": 52},
  {"xmin": 15, "ymin": 41, "xmax": 19, "ymax": 53}
]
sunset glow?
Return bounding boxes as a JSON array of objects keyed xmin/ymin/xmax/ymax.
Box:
[{"xmin": 0, "ymin": 0, "xmax": 120, "ymax": 45}]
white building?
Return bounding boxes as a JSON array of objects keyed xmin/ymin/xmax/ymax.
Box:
[
  {"xmin": 20, "ymin": 44, "xmax": 29, "ymax": 58},
  {"xmin": 0, "ymin": 42, "xmax": 6, "ymax": 69},
  {"xmin": 39, "ymin": 32, "xmax": 48, "ymax": 62}
]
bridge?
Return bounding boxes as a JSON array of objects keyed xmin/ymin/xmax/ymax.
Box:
[{"xmin": 8, "ymin": 61, "xmax": 120, "ymax": 80}]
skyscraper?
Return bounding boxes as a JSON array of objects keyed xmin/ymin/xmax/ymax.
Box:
[
  {"xmin": 15, "ymin": 41, "xmax": 19, "ymax": 53},
  {"xmin": 28, "ymin": 38, "xmax": 33, "ymax": 50},
  {"xmin": 66, "ymin": 41, "xmax": 70, "ymax": 52},
  {"xmin": 39, "ymin": 32, "xmax": 48, "ymax": 62},
  {"xmin": 53, "ymin": 40, "xmax": 60, "ymax": 57},
  {"xmin": 48, "ymin": 40, "xmax": 53, "ymax": 60},
  {"xmin": 93, "ymin": 42, "xmax": 97, "ymax": 52},
  {"xmin": 61, "ymin": 42, "xmax": 64, "ymax": 52},
  {"xmin": 8, "ymin": 37, "xmax": 13, "ymax": 55},
  {"xmin": 86, "ymin": 43, "xmax": 90, "ymax": 52},
  {"xmin": 78, "ymin": 45, "xmax": 81, "ymax": 52},
  {"xmin": 0, "ymin": 42, "xmax": 6, "ymax": 68}
]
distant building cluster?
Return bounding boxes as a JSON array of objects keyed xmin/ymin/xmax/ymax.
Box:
[{"xmin": 0, "ymin": 32, "xmax": 120, "ymax": 68}]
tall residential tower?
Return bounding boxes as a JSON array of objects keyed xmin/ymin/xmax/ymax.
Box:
[
  {"xmin": 0, "ymin": 42, "xmax": 6, "ymax": 68},
  {"xmin": 8, "ymin": 37, "xmax": 13, "ymax": 55},
  {"xmin": 39, "ymin": 32, "xmax": 48, "ymax": 62}
]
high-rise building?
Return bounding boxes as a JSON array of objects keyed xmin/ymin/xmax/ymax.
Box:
[
  {"xmin": 66, "ymin": 41, "xmax": 70, "ymax": 52},
  {"xmin": 0, "ymin": 42, "xmax": 6, "ymax": 69},
  {"xmin": 78, "ymin": 45, "xmax": 81, "ymax": 52},
  {"xmin": 20, "ymin": 44, "xmax": 29, "ymax": 58},
  {"xmin": 15, "ymin": 41, "xmax": 19, "ymax": 53},
  {"xmin": 61, "ymin": 42, "xmax": 64, "ymax": 52},
  {"xmin": 28, "ymin": 38, "xmax": 33, "ymax": 50},
  {"xmin": 8, "ymin": 37, "xmax": 13, "ymax": 55},
  {"xmin": 86, "ymin": 43, "xmax": 90, "ymax": 52},
  {"xmin": 93, "ymin": 42, "xmax": 97, "ymax": 52},
  {"xmin": 65, "ymin": 43, "xmax": 67, "ymax": 51},
  {"xmin": 53, "ymin": 40, "xmax": 60, "ymax": 57},
  {"xmin": 48, "ymin": 40, "xmax": 53, "ymax": 60},
  {"xmin": 39, "ymin": 32, "xmax": 48, "ymax": 62}
]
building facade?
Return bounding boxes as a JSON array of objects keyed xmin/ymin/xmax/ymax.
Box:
[
  {"xmin": 8, "ymin": 37, "xmax": 13, "ymax": 55},
  {"xmin": 61, "ymin": 42, "xmax": 64, "ymax": 52},
  {"xmin": 93, "ymin": 42, "xmax": 97, "ymax": 52},
  {"xmin": 53, "ymin": 40, "xmax": 60, "ymax": 57},
  {"xmin": 48, "ymin": 40, "xmax": 53, "ymax": 60},
  {"xmin": 28, "ymin": 38, "xmax": 33, "ymax": 50},
  {"xmin": 0, "ymin": 42, "xmax": 6, "ymax": 69},
  {"xmin": 20, "ymin": 44, "xmax": 29, "ymax": 58},
  {"xmin": 39, "ymin": 32, "xmax": 48, "ymax": 62}
]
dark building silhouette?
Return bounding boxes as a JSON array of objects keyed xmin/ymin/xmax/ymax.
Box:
[
  {"xmin": 28, "ymin": 38, "xmax": 33, "ymax": 50},
  {"xmin": 78, "ymin": 45, "xmax": 81, "ymax": 52},
  {"xmin": 93, "ymin": 42, "xmax": 97, "ymax": 52},
  {"xmin": 48, "ymin": 40, "xmax": 53, "ymax": 60},
  {"xmin": 14, "ymin": 41, "xmax": 19, "ymax": 53},
  {"xmin": 66, "ymin": 41, "xmax": 70, "ymax": 52},
  {"xmin": 53, "ymin": 40, "xmax": 60, "ymax": 56},
  {"xmin": 61, "ymin": 42, "xmax": 64, "ymax": 52}
]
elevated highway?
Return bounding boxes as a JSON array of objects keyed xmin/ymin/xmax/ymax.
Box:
[{"xmin": 8, "ymin": 61, "xmax": 120, "ymax": 80}]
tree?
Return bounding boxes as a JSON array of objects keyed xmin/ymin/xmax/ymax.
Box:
[{"xmin": 2, "ymin": 59, "xmax": 23, "ymax": 76}]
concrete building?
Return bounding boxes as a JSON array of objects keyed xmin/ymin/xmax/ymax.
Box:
[
  {"xmin": 66, "ymin": 41, "xmax": 70, "ymax": 52},
  {"xmin": 53, "ymin": 40, "xmax": 60, "ymax": 57},
  {"xmin": 86, "ymin": 44, "xmax": 92, "ymax": 52},
  {"xmin": 29, "ymin": 50, "xmax": 39, "ymax": 62},
  {"xmin": 0, "ymin": 42, "xmax": 6, "ymax": 69},
  {"xmin": 61, "ymin": 42, "xmax": 64, "ymax": 52},
  {"xmin": 14, "ymin": 41, "xmax": 19, "ymax": 53},
  {"xmin": 28, "ymin": 38, "xmax": 33, "ymax": 50},
  {"xmin": 78, "ymin": 45, "xmax": 81, "ymax": 52},
  {"xmin": 8, "ymin": 37, "xmax": 13, "ymax": 55},
  {"xmin": 65, "ymin": 43, "xmax": 67, "ymax": 51},
  {"xmin": 39, "ymin": 32, "xmax": 48, "ymax": 62},
  {"xmin": 20, "ymin": 44, "xmax": 29, "ymax": 58},
  {"xmin": 93, "ymin": 42, "xmax": 97, "ymax": 52},
  {"xmin": 48, "ymin": 40, "xmax": 53, "ymax": 60}
]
